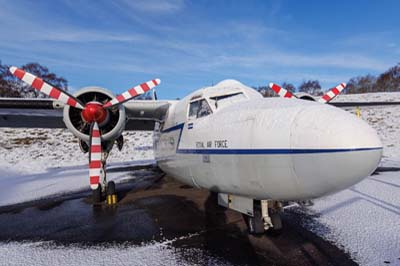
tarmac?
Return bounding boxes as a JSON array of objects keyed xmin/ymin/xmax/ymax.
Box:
[{"xmin": 0, "ymin": 166, "xmax": 357, "ymax": 266}]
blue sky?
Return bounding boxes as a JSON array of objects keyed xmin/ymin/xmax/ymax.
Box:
[{"xmin": 0, "ymin": 0, "xmax": 399, "ymax": 99}]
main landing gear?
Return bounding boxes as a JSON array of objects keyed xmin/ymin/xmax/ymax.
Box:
[
  {"xmin": 92, "ymin": 181, "xmax": 118, "ymax": 205},
  {"xmin": 217, "ymin": 193, "xmax": 283, "ymax": 235},
  {"xmin": 92, "ymin": 159, "xmax": 118, "ymax": 206}
]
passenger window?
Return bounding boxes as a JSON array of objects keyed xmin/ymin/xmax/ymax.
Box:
[{"xmin": 188, "ymin": 99, "xmax": 212, "ymax": 119}]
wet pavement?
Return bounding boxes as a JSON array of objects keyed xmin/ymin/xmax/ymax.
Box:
[{"xmin": 0, "ymin": 168, "xmax": 357, "ymax": 266}]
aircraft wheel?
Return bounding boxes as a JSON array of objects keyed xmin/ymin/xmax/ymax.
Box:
[
  {"xmin": 267, "ymin": 211, "xmax": 283, "ymax": 236},
  {"xmin": 270, "ymin": 212, "xmax": 282, "ymax": 231},
  {"xmin": 92, "ymin": 184, "xmax": 102, "ymax": 203},
  {"xmin": 246, "ymin": 204, "xmax": 265, "ymax": 235},
  {"xmin": 106, "ymin": 181, "xmax": 118, "ymax": 205}
]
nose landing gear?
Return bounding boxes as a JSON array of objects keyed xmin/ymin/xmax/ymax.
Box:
[
  {"xmin": 217, "ymin": 193, "xmax": 283, "ymax": 235},
  {"xmin": 247, "ymin": 200, "xmax": 283, "ymax": 235},
  {"xmin": 91, "ymin": 155, "xmax": 118, "ymax": 206}
]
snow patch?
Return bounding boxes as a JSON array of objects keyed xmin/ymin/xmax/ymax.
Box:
[{"xmin": 0, "ymin": 237, "xmax": 233, "ymax": 266}]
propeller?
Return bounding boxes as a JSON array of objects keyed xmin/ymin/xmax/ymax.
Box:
[
  {"xmin": 9, "ymin": 66, "xmax": 84, "ymax": 109},
  {"xmin": 103, "ymin": 79, "xmax": 161, "ymax": 108},
  {"xmin": 10, "ymin": 66, "xmax": 161, "ymax": 191},
  {"xmin": 269, "ymin": 81, "xmax": 347, "ymax": 104},
  {"xmin": 318, "ymin": 83, "xmax": 346, "ymax": 103},
  {"xmin": 89, "ymin": 122, "xmax": 102, "ymax": 190},
  {"xmin": 269, "ymin": 83, "xmax": 295, "ymax": 98}
]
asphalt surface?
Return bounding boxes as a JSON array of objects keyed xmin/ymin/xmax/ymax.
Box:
[{"xmin": 0, "ymin": 167, "xmax": 357, "ymax": 266}]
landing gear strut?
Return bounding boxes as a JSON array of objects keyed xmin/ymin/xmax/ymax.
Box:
[
  {"xmin": 247, "ymin": 200, "xmax": 283, "ymax": 235},
  {"xmin": 91, "ymin": 151, "xmax": 118, "ymax": 205},
  {"xmin": 217, "ymin": 193, "xmax": 283, "ymax": 235}
]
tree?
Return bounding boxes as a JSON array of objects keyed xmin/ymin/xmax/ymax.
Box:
[
  {"xmin": 0, "ymin": 61, "xmax": 68, "ymax": 98},
  {"xmin": 298, "ymin": 80, "xmax": 322, "ymax": 95},
  {"xmin": 0, "ymin": 61, "xmax": 21, "ymax": 97},
  {"xmin": 346, "ymin": 75, "xmax": 376, "ymax": 94},
  {"xmin": 376, "ymin": 63, "xmax": 400, "ymax": 92},
  {"xmin": 254, "ymin": 85, "xmax": 275, "ymax": 97},
  {"xmin": 281, "ymin": 82, "xmax": 296, "ymax": 94}
]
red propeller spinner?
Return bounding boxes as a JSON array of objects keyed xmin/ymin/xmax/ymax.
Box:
[{"xmin": 81, "ymin": 102, "xmax": 108, "ymax": 124}]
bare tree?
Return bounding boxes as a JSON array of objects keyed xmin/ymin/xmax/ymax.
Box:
[
  {"xmin": 281, "ymin": 82, "xmax": 296, "ymax": 94},
  {"xmin": 346, "ymin": 75, "xmax": 377, "ymax": 94},
  {"xmin": 0, "ymin": 61, "xmax": 21, "ymax": 97},
  {"xmin": 0, "ymin": 61, "xmax": 68, "ymax": 98},
  {"xmin": 376, "ymin": 63, "xmax": 400, "ymax": 92},
  {"xmin": 298, "ymin": 80, "xmax": 322, "ymax": 95}
]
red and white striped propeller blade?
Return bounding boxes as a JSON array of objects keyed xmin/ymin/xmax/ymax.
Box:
[
  {"xmin": 318, "ymin": 83, "xmax": 346, "ymax": 104},
  {"xmin": 89, "ymin": 122, "xmax": 102, "ymax": 190},
  {"xmin": 103, "ymin": 79, "xmax": 161, "ymax": 108},
  {"xmin": 269, "ymin": 83, "xmax": 295, "ymax": 98},
  {"xmin": 9, "ymin": 66, "xmax": 84, "ymax": 109}
]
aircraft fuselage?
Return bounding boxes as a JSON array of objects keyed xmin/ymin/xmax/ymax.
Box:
[{"xmin": 154, "ymin": 80, "xmax": 382, "ymax": 201}]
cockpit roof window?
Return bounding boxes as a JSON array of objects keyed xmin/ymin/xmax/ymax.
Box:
[
  {"xmin": 209, "ymin": 92, "xmax": 243, "ymax": 101},
  {"xmin": 209, "ymin": 92, "xmax": 246, "ymax": 109}
]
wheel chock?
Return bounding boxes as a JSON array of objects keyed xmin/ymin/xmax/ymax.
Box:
[{"xmin": 106, "ymin": 194, "xmax": 118, "ymax": 205}]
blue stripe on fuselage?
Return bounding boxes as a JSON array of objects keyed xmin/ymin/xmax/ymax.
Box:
[
  {"xmin": 160, "ymin": 123, "xmax": 383, "ymax": 155},
  {"xmin": 177, "ymin": 147, "xmax": 382, "ymax": 154}
]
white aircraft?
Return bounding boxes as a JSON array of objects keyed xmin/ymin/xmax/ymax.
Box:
[{"xmin": 0, "ymin": 67, "xmax": 384, "ymax": 234}]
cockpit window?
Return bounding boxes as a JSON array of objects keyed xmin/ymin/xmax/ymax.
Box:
[
  {"xmin": 210, "ymin": 92, "xmax": 246, "ymax": 109},
  {"xmin": 197, "ymin": 99, "xmax": 212, "ymax": 118},
  {"xmin": 188, "ymin": 99, "xmax": 212, "ymax": 119},
  {"xmin": 189, "ymin": 100, "xmax": 200, "ymax": 119}
]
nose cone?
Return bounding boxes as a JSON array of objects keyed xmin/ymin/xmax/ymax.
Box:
[{"xmin": 291, "ymin": 104, "xmax": 382, "ymax": 199}]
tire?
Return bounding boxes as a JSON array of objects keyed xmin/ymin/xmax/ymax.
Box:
[
  {"xmin": 92, "ymin": 184, "xmax": 102, "ymax": 203},
  {"xmin": 271, "ymin": 212, "xmax": 282, "ymax": 230},
  {"xmin": 247, "ymin": 204, "xmax": 265, "ymax": 235},
  {"xmin": 107, "ymin": 181, "xmax": 116, "ymax": 195}
]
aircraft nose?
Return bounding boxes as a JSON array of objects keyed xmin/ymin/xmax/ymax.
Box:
[{"xmin": 290, "ymin": 105, "xmax": 382, "ymax": 198}]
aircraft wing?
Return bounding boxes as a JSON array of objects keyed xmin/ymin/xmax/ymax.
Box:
[
  {"xmin": 0, "ymin": 98, "xmax": 172, "ymax": 130},
  {"xmin": 123, "ymin": 100, "xmax": 172, "ymax": 130},
  {"xmin": 329, "ymin": 101, "xmax": 400, "ymax": 107}
]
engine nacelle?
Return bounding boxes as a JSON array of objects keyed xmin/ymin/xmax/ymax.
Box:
[
  {"xmin": 295, "ymin": 92, "xmax": 317, "ymax": 101},
  {"xmin": 63, "ymin": 86, "xmax": 126, "ymax": 145}
]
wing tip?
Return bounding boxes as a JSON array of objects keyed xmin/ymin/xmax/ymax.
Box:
[{"xmin": 268, "ymin": 82, "xmax": 274, "ymax": 88}]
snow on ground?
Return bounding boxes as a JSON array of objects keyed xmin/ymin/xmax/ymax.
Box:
[
  {"xmin": 0, "ymin": 130, "xmax": 154, "ymax": 206},
  {"xmin": 0, "ymin": 237, "xmax": 233, "ymax": 266},
  {"xmin": 0, "ymin": 159, "xmax": 155, "ymax": 206},
  {"xmin": 333, "ymin": 91, "xmax": 400, "ymax": 102},
  {"xmin": 0, "ymin": 129, "xmax": 154, "ymax": 174},
  {"xmin": 308, "ymin": 92, "xmax": 400, "ymax": 265},
  {"xmin": 307, "ymin": 170, "xmax": 400, "ymax": 266}
]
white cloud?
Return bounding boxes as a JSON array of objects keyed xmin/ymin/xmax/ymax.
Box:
[
  {"xmin": 117, "ymin": 0, "xmax": 184, "ymax": 13},
  {"xmin": 209, "ymin": 51, "xmax": 391, "ymax": 72}
]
